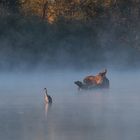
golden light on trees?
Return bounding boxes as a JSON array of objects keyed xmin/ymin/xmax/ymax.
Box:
[
  {"xmin": 20, "ymin": 0, "xmax": 119, "ymax": 23},
  {"xmin": 104, "ymin": 0, "xmax": 112, "ymax": 7},
  {"xmin": 21, "ymin": 0, "xmax": 43, "ymax": 16},
  {"xmin": 20, "ymin": 0, "xmax": 57, "ymax": 23}
]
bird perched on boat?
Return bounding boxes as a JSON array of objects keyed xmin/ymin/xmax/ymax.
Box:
[
  {"xmin": 74, "ymin": 69, "xmax": 109, "ymax": 90},
  {"xmin": 44, "ymin": 88, "xmax": 52, "ymax": 104}
]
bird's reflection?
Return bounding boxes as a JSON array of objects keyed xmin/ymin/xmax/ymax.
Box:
[{"xmin": 44, "ymin": 102, "xmax": 52, "ymax": 118}]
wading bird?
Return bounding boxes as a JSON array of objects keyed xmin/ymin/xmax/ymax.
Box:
[{"xmin": 44, "ymin": 88, "xmax": 52, "ymax": 104}]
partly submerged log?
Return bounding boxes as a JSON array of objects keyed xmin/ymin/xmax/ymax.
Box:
[
  {"xmin": 74, "ymin": 77, "xmax": 109, "ymax": 90},
  {"xmin": 74, "ymin": 69, "xmax": 109, "ymax": 90}
]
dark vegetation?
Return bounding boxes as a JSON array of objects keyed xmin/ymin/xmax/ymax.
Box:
[{"xmin": 0, "ymin": 0, "xmax": 140, "ymax": 71}]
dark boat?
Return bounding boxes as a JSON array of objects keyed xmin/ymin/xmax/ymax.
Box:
[{"xmin": 74, "ymin": 69, "xmax": 109, "ymax": 90}]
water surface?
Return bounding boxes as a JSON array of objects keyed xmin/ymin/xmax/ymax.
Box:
[{"xmin": 0, "ymin": 71, "xmax": 140, "ymax": 140}]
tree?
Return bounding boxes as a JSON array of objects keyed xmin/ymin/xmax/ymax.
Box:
[{"xmin": 20, "ymin": 0, "xmax": 140, "ymax": 23}]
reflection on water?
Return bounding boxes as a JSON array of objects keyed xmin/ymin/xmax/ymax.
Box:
[{"xmin": 0, "ymin": 72, "xmax": 140, "ymax": 140}]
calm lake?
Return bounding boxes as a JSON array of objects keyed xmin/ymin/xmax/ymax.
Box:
[{"xmin": 0, "ymin": 71, "xmax": 140, "ymax": 140}]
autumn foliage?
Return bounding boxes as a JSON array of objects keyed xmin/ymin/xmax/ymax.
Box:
[{"xmin": 1, "ymin": 0, "xmax": 140, "ymax": 23}]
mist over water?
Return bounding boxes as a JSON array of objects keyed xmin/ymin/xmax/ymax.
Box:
[
  {"xmin": 0, "ymin": 70, "xmax": 140, "ymax": 140},
  {"xmin": 1, "ymin": 2, "xmax": 140, "ymax": 139},
  {"xmin": 0, "ymin": 15, "xmax": 140, "ymax": 71}
]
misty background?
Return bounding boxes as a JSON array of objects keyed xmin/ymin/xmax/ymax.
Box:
[
  {"xmin": 1, "ymin": 1, "xmax": 140, "ymax": 140},
  {"xmin": 0, "ymin": 0, "xmax": 140, "ymax": 71}
]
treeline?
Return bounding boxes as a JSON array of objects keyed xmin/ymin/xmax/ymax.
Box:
[
  {"xmin": 0, "ymin": 0, "xmax": 140, "ymax": 23},
  {"xmin": 0, "ymin": 0, "xmax": 140, "ymax": 71}
]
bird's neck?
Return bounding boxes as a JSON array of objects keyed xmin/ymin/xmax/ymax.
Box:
[{"xmin": 45, "ymin": 90, "xmax": 48, "ymax": 96}]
